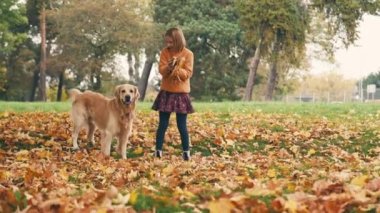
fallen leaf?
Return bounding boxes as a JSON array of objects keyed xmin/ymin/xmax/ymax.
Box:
[
  {"xmin": 208, "ymin": 198, "xmax": 235, "ymax": 213},
  {"xmin": 133, "ymin": 146, "xmax": 143, "ymax": 155},
  {"xmin": 351, "ymin": 175, "xmax": 369, "ymax": 187}
]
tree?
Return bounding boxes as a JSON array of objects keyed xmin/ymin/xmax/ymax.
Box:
[
  {"xmin": 0, "ymin": 0, "xmax": 28, "ymax": 94},
  {"xmin": 138, "ymin": 49, "xmax": 156, "ymax": 101},
  {"xmin": 362, "ymin": 71, "xmax": 380, "ymax": 88},
  {"xmin": 236, "ymin": 0, "xmax": 309, "ymax": 101},
  {"xmin": 310, "ymin": 0, "xmax": 380, "ymax": 48},
  {"xmin": 50, "ymin": 0, "xmax": 157, "ymax": 93},
  {"xmin": 0, "ymin": 67, "xmax": 6, "ymax": 93},
  {"xmin": 294, "ymin": 71, "xmax": 356, "ymax": 102},
  {"xmin": 238, "ymin": 0, "xmax": 380, "ymax": 101},
  {"xmin": 304, "ymin": 0, "xmax": 380, "ymax": 67},
  {"xmin": 0, "ymin": 0, "xmax": 28, "ymax": 57},
  {"xmin": 26, "ymin": 0, "xmax": 58, "ymax": 101},
  {"xmin": 235, "ymin": 0, "xmax": 268, "ymax": 101},
  {"xmin": 26, "ymin": 0, "xmax": 54, "ymax": 101},
  {"xmin": 265, "ymin": 1, "xmax": 309, "ymax": 100},
  {"xmin": 37, "ymin": 2, "xmax": 47, "ymax": 101},
  {"xmin": 4, "ymin": 43, "xmax": 37, "ymax": 101}
]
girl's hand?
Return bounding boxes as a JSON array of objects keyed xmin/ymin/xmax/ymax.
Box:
[
  {"xmin": 171, "ymin": 68, "xmax": 179, "ymax": 76},
  {"xmin": 168, "ymin": 57, "xmax": 177, "ymax": 71},
  {"xmin": 170, "ymin": 69, "xmax": 181, "ymax": 82}
]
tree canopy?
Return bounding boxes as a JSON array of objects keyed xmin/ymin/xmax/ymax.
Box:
[
  {"xmin": 0, "ymin": 0, "xmax": 29, "ymax": 96},
  {"xmin": 0, "ymin": 0, "xmax": 28, "ymax": 57},
  {"xmin": 49, "ymin": 0, "xmax": 158, "ymax": 91}
]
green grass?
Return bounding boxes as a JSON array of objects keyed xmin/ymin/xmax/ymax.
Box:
[
  {"xmin": 193, "ymin": 101, "xmax": 380, "ymax": 116},
  {"xmin": 1, "ymin": 101, "xmax": 379, "ymax": 118},
  {"xmin": 132, "ymin": 191, "xmax": 193, "ymax": 213},
  {"xmin": 0, "ymin": 101, "xmax": 71, "ymax": 112}
]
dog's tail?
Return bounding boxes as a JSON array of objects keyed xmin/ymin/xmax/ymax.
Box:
[{"xmin": 68, "ymin": 89, "xmax": 82, "ymax": 102}]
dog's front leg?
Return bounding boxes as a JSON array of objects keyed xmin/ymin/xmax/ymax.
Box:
[
  {"xmin": 100, "ymin": 131, "xmax": 113, "ymax": 156},
  {"xmin": 118, "ymin": 133, "xmax": 128, "ymax": 159}
]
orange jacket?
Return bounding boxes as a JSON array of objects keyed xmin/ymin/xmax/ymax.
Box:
[{"xmin": 158, "ymin": 47, "xmax": 194, "ymax": 93}]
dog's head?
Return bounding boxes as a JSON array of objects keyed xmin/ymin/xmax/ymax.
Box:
[{"xmin": 114, "ymin": 84, "xmax": 140, "ymax": 106}]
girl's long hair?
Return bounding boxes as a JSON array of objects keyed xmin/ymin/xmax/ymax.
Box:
[{"xmin": 165, "ymin": 27, "xmax": 186, "ymax": 52}]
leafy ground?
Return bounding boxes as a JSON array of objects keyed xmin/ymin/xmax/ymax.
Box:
[{"xmin": 0, "ymin": 102, "xmax": 380, "ymax": 212}]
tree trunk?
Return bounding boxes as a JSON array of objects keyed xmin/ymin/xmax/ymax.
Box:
[
  {"xmin": 37, "ymin": 5, "xmax": 47, "ymax": 101},
  {"xmin": 127, "ymin": 53, "xmax": 135, "ymax": 82},
  {"xmin": 138, "ymin": 55, "xmax": 154, "ymax": 101},
  {"xmin": 57, "ymin": 71, "xmax": 64, "ymax": 101},
  {"xmin": 265, "ymin": 60, "xmax": 278, "ymax": 101},
  {"xmin": 133, "ymin": 53, "xmax": 141, "ymax": 83},
  {"xmin": 94, "ymin": 73, "xmax": 102, "ymax": 91},
  {"xmin": 30, "ymin": 68, "xmax": 39, "ymax": 101},
  {"xmin": 243, "ymin": 39, "xmax": 262, "ymax": 101},
  {"xmin": 265, "ymin": 35, "xmax": 281, "ymax": 101}
]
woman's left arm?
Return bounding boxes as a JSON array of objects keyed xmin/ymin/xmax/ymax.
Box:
[{"xmin": 176, "ymin": 51, "xmax": 194, "ymax": 81}]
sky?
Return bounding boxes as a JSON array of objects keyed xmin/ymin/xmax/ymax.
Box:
[{"xmin": 310, "ymin": 15, "xmax": 380, "ymax": 80}]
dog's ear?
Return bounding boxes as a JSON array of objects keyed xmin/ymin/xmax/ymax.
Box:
[
  {"xmin": 134, "ymin": 87, "xmax": 140, "ymax": 101},
  {"xmin": 114, "ymin": 85, "xmax": 121, "ymax": 97}
]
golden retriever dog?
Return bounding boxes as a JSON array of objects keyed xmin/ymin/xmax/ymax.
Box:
[{"xmin": 68, "ymin": 84, "xmax": 139, "ymax": 159}]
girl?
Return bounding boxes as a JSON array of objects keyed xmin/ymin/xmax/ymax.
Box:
[{"xmin": 152, "ymin": 27, "xmax": 194, "ymax": 161}]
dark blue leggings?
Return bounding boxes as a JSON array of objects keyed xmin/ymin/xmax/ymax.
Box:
[{"xmin": 156, "ymin": 111, "xmax": 189, "ymax": 151}]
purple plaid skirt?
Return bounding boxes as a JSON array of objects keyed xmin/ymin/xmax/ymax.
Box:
[{"xmin": 152, "ymin": 90, "xmax": 194, "ymax": 114}]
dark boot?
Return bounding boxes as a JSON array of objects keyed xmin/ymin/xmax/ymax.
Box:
[
  {"xmin": 155, "ymin": 150, "xmax": 162, "ymax": 158},
  {"xmin": 182, "ymin": 151, "xmax": 190, "ymax": 161}
]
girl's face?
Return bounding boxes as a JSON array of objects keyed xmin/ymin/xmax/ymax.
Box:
[{"xmin": 165, "ymin": 36, "xmax": 174, "ymax": 49}]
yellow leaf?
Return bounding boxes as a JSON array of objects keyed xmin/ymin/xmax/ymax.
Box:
[
  {"xmin": 287, "ymin": 183, "xmax": 296, "ymax": 192},
  {"xmin": 97, "ymin": 208, "xmax": 107, "ymax": 213},
  {"xmin": 44, "ymin": 140, "xmax": 60, "ymax": 147},
  {"xmin": 284, "ymin": 200, "xmax": 298, "ymax": 213},
  {"xmin": 129, "ymin": 191, "xmax": 138, "ymax": 205},
  {"xmin": 216, "ymin": 128, "xmax": 225, "ymax": 137},
  {"xmin": 307, "ymin": 148, "xmax": 316, "ymax": 156},
  {"xmin": 105, "ymin": 167, "xmax": 115, "ymax": 175},
  {"xmin": 175, "ymin": 187, "xmax": 195, "ymax": 198},
  {"xmin": 133, "ymin": 146, "xmax": 143, "ymax": 155},
  {"xmin": 235, "ymin": 176, "xmax": 246, "ymax": 181},
  {"xmin": 15, "ymin": 150, "xmax": 29, "ymax": 161},
  {"xmin": 59, "ymin": 168, "xmax": 69, "ymax": 181},
  {"xmin": 146, "ymin": 170, "xmax": 154, "ymax": 180},
  {"xmin": 268, "ymin": 169, "xmax": 276, "ymax": 178},
  {"xmin": 208, "ymin": 198, "xmax": 235, "ymax": 213},
  {"xmin": 183, "ymin": 189, "xmax": 195, "ymax": 198},
  {"xmin": 0, "ymin": 170, "xmax": 10, "ymax": 181},
  {"xmin": 162, "ymin": 165, "xmax": 174, "ymax": 176},
  {"xmin": 34, "ymin": 149, "xmax": 52, "ymax": 159},
  {"xmin": 1, "ymin": 112, "xmax": 10, "ymax": 118},
  {"xmin": 351, "ymin": 175, "xmax": 369, "ymax": 187},
  {"xmin": 245, "ymin": 187, "xmax": 276, "ymax": 197}
]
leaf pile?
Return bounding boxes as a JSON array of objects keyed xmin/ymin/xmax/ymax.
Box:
[{"xmin": 0, "ymin": 111, "xmax": 380, "ymax": 212}]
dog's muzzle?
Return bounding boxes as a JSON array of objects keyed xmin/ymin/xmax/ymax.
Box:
[{"xmin": 123, "ymin": 95, "xmax": 132, "ymax": 105}]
